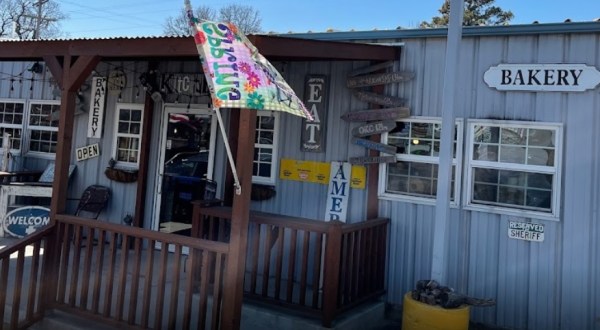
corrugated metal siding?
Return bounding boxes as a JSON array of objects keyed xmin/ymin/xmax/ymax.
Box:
[
  {"xmin": 382, "ymin": 32, "xmax": 600, "ymax": 329},
  {"xmin": 251, "ymin": 60, "xmax": 371, "ymax": 223}
]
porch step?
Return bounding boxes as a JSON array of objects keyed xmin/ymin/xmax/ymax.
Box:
[
  {"xmin": 240, "ymin": 299, "xmax": 386, "ymax": 330},
  {"xmin": 29, "ymin": 309, "xmax": 120, "ymax": 330}
]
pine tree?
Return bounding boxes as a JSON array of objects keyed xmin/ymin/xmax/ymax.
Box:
[{"xmin": 420, "ymin": 0, "xmax": 513, "ymax": 28}]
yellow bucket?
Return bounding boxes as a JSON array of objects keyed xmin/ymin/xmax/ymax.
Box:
[{"xmin": 401, "ymin": 292, "xmax": 470, "ymax": 330}]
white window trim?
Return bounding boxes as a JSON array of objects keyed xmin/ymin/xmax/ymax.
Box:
[
  {"xmin": 0, "ymin": 98, "xmax": 26, "ymax": 156},
  {"xmin": 378, "ymin": 116, "xmax": 463, "ymax": 206},
  {"xmin": 111, "ymin": 103, "xmax": 144, "ymax": 169},
  {"xmin": 24, "ymin": 99, "xmax": 60, "ymax": 159},
  {"xmin": 463, "ymin": 119, "xmax": 563, "ymax": 221},
  {"xmin": 252, "ymin": 111, "xmax": 279, "ymax": 185}
]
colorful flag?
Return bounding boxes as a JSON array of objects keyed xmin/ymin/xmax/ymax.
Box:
[{"xmin": 185, "ymin": 3, "xmax": 312, "ymax": 121}]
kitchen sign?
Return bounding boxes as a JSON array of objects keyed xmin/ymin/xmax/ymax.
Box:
[
  {"xmin": 88, "ymin": 76, "xmax": 107, "ymax": 138},
  {"xmin": 301, "ymin": 75, "xmax": 328, "ymax": 152},
  {"xmin": 508, "ymin": 220, "xmax": 544, "ymax": 242},
  {"xmin": 484, "ymin": 64, "xmax": 600, "ymax": 92}
]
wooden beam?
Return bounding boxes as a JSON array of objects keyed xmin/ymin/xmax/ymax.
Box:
[
  {"xmin": 133, "ymin": 90, "xmax": 155, "ymax": 228},
  {"xmin": 42, "ymin": 56, "xmax": 63, "ymax": 89},
  {"xmin": 223, "ymin": 109, "xmax": 240, "ymax": 206},
  {"xmin": 221, "ymin": 108, "xmax": 257, "ymax": 330},
  {"xmin": 0, "ymin": 36, "xmax": 399, "ymax": 62},
  {"xmin": 66, "ymin": 55, "xmax": 101, "ymax": 92}
]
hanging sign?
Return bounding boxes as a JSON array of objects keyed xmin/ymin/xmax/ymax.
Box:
[
  {"xmin": 3, "ymin": 206, "xmax": 50, "ymax": 238},
  {"xmin": 108, "ymin": 69, "xmax": 127, "ymax": 93},
  {"xmin": 88, "ymin": 76, "xmax": 107, "ymax": 138},
  {"xmin": 341, "ymin": 107, "xmax": 410, "ymax": 122},
  {"xmin": 484, "ymin": 64, "xmax": 600, "ymax": 92},
  {"xmin": 352, "ymin": 138, "xmax": 397, "ymax": 154},
  {"xmin": 76, "ymin": 143, "xmax": 100, "ymax": 162},
  {"xmin": 352, "ymin": 120, "xmax": 396, "ymax": 137},
  {"xmin": 301, "ymin": 75, "xmax": 328, "ymax": 152},
  {"xmin": 508, "ymin": 220, "xmax": 544, "ymax": 242},
  {"xmin": 352, "ymin": 90, "xmax": 405, "ymax": 107},
  {"xmin": 325, "ymin": 162, "xmax": 351, "ymax": 222},
  {"xmin": 347, "ymin": 71, "xmax": 414, "ymax": 88},
  {"xmin": 349, "ymin": 155, "xmax": 396, "ymax": 165}
]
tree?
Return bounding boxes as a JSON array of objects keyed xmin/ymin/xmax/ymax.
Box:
[
  {"xmin": 0, "ymin": 0, "xmax": 66, "ymax": 39},
  {"xmin": 420, "ymin": 0, "xmax": 513, "ymax": 28},
  {"xmin": 163, "ymin": 3, "xmax": 262, "ymax": 36}
]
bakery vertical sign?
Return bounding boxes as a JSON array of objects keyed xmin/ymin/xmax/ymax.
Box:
[{"xmin": 301, "ymin": 75, "xmax": 328, "ymax": 152}]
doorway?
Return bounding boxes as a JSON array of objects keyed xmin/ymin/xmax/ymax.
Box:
[{"xmin": 152, "ymin": 105, "xmax": 217, "ymax": 236}]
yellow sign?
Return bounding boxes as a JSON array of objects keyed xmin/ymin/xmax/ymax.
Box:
[
  {"xmin": 280, "ymin": 159, "xmax": 330, "ymax": 184},
  {"xmin": 350, "ymin": 165, "xmax": 366, "ymax": 189},
  {"xmin": 279, "ymin": 159, "xmax": 366, "ymax": 189}
]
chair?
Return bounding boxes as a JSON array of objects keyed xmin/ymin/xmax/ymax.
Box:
[{"xmin": 75, "ymin": 185, "xmax": 110, "ymax": 219}]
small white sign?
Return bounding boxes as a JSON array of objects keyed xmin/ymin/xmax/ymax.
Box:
[
  {"xmin": 484, "ymin": 64, "xmax": 600, "ymax": 92},
  {"xmin": 76, "ymin": 143, "xmax": 100, "ymax": 162},
  {"xmin": 325, "ymin": 161, "xmax": 351, "ymax": 222},
  {"xmin": 508, "ymin": 220, "xmax": 544, "ymax": 242},
  {"xmin": 88, "ymin": 77, "xmax": 107, "ymax": 138}
]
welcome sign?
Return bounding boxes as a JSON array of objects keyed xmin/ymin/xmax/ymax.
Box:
[{"xmin": 3, "ymin": 206, "xmax": 50, "ymax": 238}]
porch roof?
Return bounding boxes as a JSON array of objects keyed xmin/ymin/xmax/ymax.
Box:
[{"xmin": 0, "ymin": 34, "xmax": 399, "ymax": 62}]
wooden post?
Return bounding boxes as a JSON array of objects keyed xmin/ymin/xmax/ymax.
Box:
[
  {"xmin": 322, "ymin": 220, "xmax": 343, "ymax": 327},
  {"xmin": 42, "ymin": 54, "xmax": 100, "ymax": 310},
  {"xmin": 133, "ymin": 90, "xmax": 155, "ymax": 228},
  {"xmin": 221, "ymin": 108, "xmax": 257, "ymax": 330}
]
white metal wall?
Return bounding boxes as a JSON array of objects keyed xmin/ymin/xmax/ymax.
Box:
[{"xmin": 383, "ymin": 33, "xmax": 600, "ymax": 329}]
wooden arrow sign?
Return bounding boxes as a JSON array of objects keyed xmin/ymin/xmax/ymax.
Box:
[
  {"xmin": 347, "ymin": 72, "xmax": 415, "ymax": 88},
  {"xmin": 349, "ymin": 155, "xmax": 396, "ymax": 165},
  {"xmin": 352, "ymin": 90, "xmax": 405, "ymax": 107},
  {"xmin": 341, "ymin": 107, "xmax": 409, "ymax": 122},
  {"xmin": 352, "ymin": 138, "xmax": 397, "ymax": 155},
  {"xmin": 351, "ymin": 120, "xmax": 396, "ymax": 137}
]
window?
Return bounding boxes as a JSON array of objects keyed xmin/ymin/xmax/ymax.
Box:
[
  {"xmin": 379, "ymin": 117, "xmax": 463, "ymax": 205},
  {"xmin": 112, "ymin": 103, "xmax": 144, "ymax": 167},
  {"xmin": 465, "ymin": 120, "xmax": 562, "ymax": 220},
  {"xmin": 0, "ymin": 99, "xmax": 25, "ymax": 152},
  {"xmin": 27, "ymin": 101, "xmax": 59, "ymax": 155},
  {"xmin": 253, "ymin": 111, "xmax": 279, "ymax": 185}
]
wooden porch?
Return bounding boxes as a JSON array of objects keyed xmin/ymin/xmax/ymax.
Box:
[{"xmin": 0, "ymin": 205, "xmax": 388, "ymax": 329}]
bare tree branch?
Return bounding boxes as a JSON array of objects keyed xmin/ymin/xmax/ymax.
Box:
[{"xmin": 163, "ymin": 3, "xmax": 262, "ymax": 36}]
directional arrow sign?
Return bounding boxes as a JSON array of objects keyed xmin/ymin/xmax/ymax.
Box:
[
  {"xmin": 352, "ymin": 90, "xmax": 405, "ymax": 107},
  {"xmin": 351, "ymin": 120, "xmax": 396, "ymax": 137},
  {"xmin": 341, "ymin": 107, "xmax": 409, "ymax": 122},
  {"xmin": 352, "ymin": 138, "xmax": 397, "ymax": 154},
  {"xmin": 347, "ymin": 72, "xmax": 415, "ymax": 88},
  {"xmin": 349, "ymin": 156, "xmax": 397, "ymax": 165}
]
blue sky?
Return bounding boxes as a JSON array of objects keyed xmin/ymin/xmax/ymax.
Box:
[{"xmin": 58, "ymin": 0, "xmax": 600, "ymax": 38}]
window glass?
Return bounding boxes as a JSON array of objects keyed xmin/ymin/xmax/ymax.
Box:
[
  {"xmin": 467, "ymin": 121, "xmax": 561, "ymax": 218},
  {"xmin": 252, "ymin": 112, "xmax": 279, "ymax": 185},
  {"xmin": 113, "ymin": 104, "xmax": 144, "ymax": 167},
  {"xmin": 28, "ymin": 102, "xmax": 59, "ymax": 154},
  {"xmin": 380, "ymin": 118, "xmax": 462, "ymax": 204}
]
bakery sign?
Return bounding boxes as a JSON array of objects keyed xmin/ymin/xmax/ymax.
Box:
[{"xmin": 484, "ymin": 64, "xmax": 600, "ymax": 92}]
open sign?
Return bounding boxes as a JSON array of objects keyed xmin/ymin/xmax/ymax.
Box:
[{"xmin": 3, "ymin": 206, "xmax": 50, "ymax": 238}]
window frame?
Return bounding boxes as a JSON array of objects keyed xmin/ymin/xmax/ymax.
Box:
[
  {"xmin": 25, "ymin": 99, "xmax": 60, "ymax": 159},
  {"xmin": 464, "ymin": 119, "xmax": 563, "ymax": 221},
  {"xmin": 111, "ymin": 103, "xmax": 144, "ymax": 169},
  {"xmin": 0, "ymin": 98, "xmax": 26, "ymax": 155},
  {"xmin": 252, "ymin": 111, "xmax": 279, "ymax": 185},
  {"xmin": 378, "ymin": 116, "xmax": 463, "ymax": 206}
]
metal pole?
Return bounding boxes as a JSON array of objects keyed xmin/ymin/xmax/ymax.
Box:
[{"xmin": 431, "ymin": 0, "xmax": 464, "ymax": 283}]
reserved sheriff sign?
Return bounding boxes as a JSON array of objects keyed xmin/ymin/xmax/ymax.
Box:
[
  {"xmin": 484, "ymin": 64, "xmax": 600, "ymax": 92},
  {"xmin": 508, "ymin": 220, "xmax": 544, "ymax": 242}
]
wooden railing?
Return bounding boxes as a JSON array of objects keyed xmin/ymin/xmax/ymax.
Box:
[
  {"xmin": 0, "ymin": 225, "xmax": 54, "ymax": 329},
  {"xmin": 49, "ymin": 214, "xmax": 229, "ymax": 329},
  {"xmin": 194, "ymin": 205, "xmax": 389, "ymax": 327}
]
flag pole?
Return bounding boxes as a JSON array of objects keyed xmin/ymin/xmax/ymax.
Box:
[{"xmin": 214, "ymin": 108, "xmax": 242, "ymax": 195}]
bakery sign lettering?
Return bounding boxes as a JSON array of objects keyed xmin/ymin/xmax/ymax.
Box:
[{"xmin": 484, "ymin": 64, "xmax": 600, "ymax": 92}]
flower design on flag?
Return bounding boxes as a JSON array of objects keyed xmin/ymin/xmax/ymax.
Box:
[
  {"xmin": 244, "ymin": 82, "xmax": 255, "ymax": 93},
  {"xmin": 212, "ymin": 98, "xmax": 223, "ymax": 108},
  {"xmin": 247, "ymin": 92, "xmax": 264, "ymax": 109},
  {"xmin": 194, "ymin": 31, "xmax": 207, "ymax": 45},
  {"xmin": 239, "ymin": 62, "xmax": 251, "ymax": 74},
  {"xmin": 227, "ymin": 23, "xmax": 238, "ymax": 35},
  {"xmin": 225, "ymin": 31, "xmax": 235, "ymax": 42},
  {"xmin": 247, "ymin": 72, "xmax": 261, "ymax": 88}
]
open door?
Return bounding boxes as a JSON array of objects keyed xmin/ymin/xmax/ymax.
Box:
[{"xmin": 152, "ymin": 105, "xmax": 217, "ymax": 236}]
